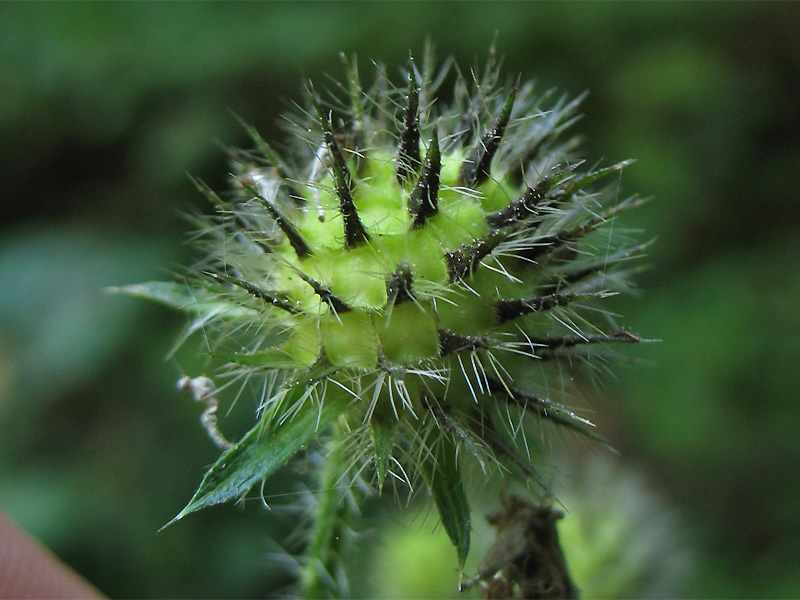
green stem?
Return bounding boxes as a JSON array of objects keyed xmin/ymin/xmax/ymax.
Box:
[{"xmin": 299, "ymin": 435, "xmax": 350, "ymax": 599}]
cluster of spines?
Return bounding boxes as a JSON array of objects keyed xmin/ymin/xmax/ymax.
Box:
[{"xmin": 193, "ymin": 51, "xmax": 645, "ymax": 482}]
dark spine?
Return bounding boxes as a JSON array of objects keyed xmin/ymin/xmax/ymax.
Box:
[
  {"xmin": 310, "ymin": 89, "xmax": 370, "ymax": 249},
  {"xmin": 495, "ymin": 292, "xmax": 601, "ymax": 324},
  {"xmin": 437, "ymin": 329, "xmax": 489, "ymax": 356},
  {"xmin": 444, "ymin": 230, "xmax": 505, "ymax": 283},
  {"xmin": 397, "ymin": 58, "xmax": 421, "ymax": 184},
  {"xmin": 296, "ymin": 271, "xmax": 352, "ymax": 314},
  {"xmin": 205, "ymin": 272, "xmax": 301, "ymax": 315},
  {"xmin": 248, "ymin": 188, "xmax": 312, "ymax": 259},
  {"xmin": 485, "ymin": 165, "xmax": 577, "ymax": 230},
  {"xmin": 408, "ymin": 127, "xmax": 441, "ymax": 228},
  {"xmin": 486, "ymin": 377, "xmax": 605, "ymax": 442},
  {"xmin": 458, "ymin": 80, "xmax": 519, "ymax": 188},
  {"xmin": 524, "ymin": 330, "xmax": 642, "ymax": 351}
]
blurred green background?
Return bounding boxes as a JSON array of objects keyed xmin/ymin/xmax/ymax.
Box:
[{"xmin": 2, "ymin": 2, "xmax": 799, "ymax": 597}]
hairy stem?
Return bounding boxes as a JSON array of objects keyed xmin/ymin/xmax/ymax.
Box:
[{"xmin": 300, "ymin": 435, "xmax": 350, "ymax": 599}]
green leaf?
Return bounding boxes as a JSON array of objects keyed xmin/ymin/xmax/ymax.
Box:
[
  {"xmin": 169, "ymin": 391, "xmax": 350, "ymax": 524},
  {"xmin": 108, "ymin": 281, "xmax": 256, "ymax": 320},
  {"xmin": 420, "ymin": 438, "xmax": 471, "ymax": 569},
  {"xmin": 370, "ymin": 419, "xmax": 396, "ymax": 492}
]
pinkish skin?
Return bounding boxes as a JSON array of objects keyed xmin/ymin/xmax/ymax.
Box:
[{"xmin": 0, "ymin": 511, "xmax": 104, "ymax": 599}]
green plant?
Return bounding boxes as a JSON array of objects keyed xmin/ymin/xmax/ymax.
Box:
[{"xmin": 115, "ymin": 45, "xmax": 646, "ymax": 598}]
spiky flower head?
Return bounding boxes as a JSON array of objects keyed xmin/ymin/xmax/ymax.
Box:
[{"xmin": 120, "ymin": 47, "xmax": 646, "ymax": 569}]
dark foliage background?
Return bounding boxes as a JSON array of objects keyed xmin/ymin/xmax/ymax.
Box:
[{"xmin": 1, "ymin": 2, "xmax": 799, "ymax": 597}]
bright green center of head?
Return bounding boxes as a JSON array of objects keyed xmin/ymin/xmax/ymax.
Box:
[{"xmin": 270, "ymin": 148, "xmax": 523, "ymax": 368}]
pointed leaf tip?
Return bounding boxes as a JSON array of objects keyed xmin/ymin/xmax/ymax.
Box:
[
  {"xmin": 173, "ymin": 392, "xmax": 350, "ymax": 522},
  {"xmin": 421, "ymin": 439, "xmax": 471, "ymax": 568},
  {"xmin": 370, "ymin": 419, "xmax": 396, "ymax": 492}
]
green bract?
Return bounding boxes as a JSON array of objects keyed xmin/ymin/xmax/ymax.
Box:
[{"xmin": 119, "ymin": 49, "xmax": 646, "ymax": 572}]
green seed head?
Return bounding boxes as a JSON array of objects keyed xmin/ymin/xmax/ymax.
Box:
[{"xmin": 120, "ymin": 47, "xmax": 647, "ymax": 567}]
